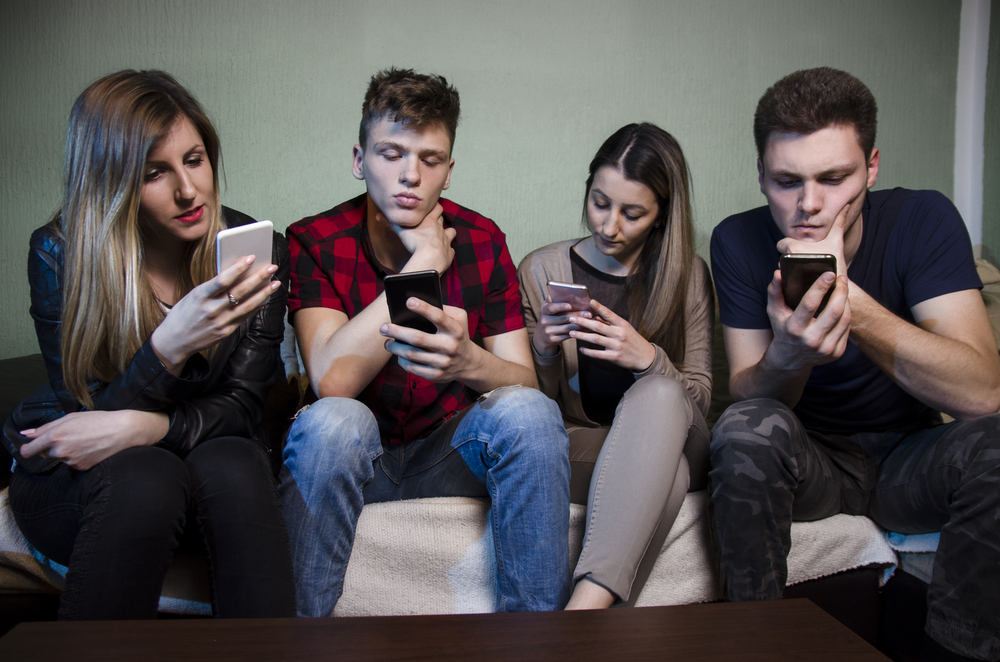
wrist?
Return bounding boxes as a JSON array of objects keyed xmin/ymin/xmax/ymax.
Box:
[
  {"xmin": 632, "ymin": 341, "xmax": 657, "ymax": 372},
  {"xmin": 150, "ymin": 327, "xmax": 190, "ymax": 376},
  {"xmin": 531, "ymin": 332, "xmax": 559, "ymax": 357}
]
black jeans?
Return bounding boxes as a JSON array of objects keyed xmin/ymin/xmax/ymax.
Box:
[
  {"xmin": 709, "ymin": 399, "xmax": 1000, "ymax": 661},
  {"xmin": 10, "ymin": 437, "xmax": 296, "ymax": 620}
]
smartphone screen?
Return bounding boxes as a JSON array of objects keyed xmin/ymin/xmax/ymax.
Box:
[
  {"xmin": 547, "ymin": 281, "xmax": 591, "ymax": 311},
  {"xmin": 779, "ymin": 253, "xmax": 837, "ymax": 313},
  {"xmin": 216, "ymin": 220, "xmax": 274, "ymax": 284},
  {"xmin": 384, "ymin": 270, "xmax": 443, "ymax": 334}
]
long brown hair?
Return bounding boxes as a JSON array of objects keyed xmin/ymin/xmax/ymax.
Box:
[
  {"xmin": 582, "ymin": 123, "xmax": 695, "ymax": 363},
  {"xmin": 57, "ymin": 70, "xmax": 223, "ymax": 407}
]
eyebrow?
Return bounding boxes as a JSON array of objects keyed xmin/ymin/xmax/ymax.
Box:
[
  {"xmin": 145, "ymin": 144, "xmax": 205, "ymax": 166},
  {"xmin": 768, "ymin": 163, "xmax": 858, "ymax": 179},
  {"xmin": 590, "ymin": 187, "xmax": 650, "ymax": 211}
]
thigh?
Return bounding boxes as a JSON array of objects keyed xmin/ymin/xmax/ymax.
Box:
[
  {"xmin": 9, "ymin": 463, "xmax": 90, "ymax": 565},
  {"xmin": 9, "ymin": 446, "xmax": 190, "ymax": 566},
  {"xmin": 710, "ymin": 399, "xmax": 851, "ymax": 521}
]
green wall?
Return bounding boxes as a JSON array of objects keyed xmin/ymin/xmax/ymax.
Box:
[
  {"xmin": 0, "ymin": 0, "xmax": 962, "ymax": 360},
  {"xmin": 984, "ymin": 5, "xmax": 1000, "ymax": 266}
]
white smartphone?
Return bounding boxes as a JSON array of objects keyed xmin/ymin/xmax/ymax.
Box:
[
  {"xmin": 216, "ymin": 220, "xmax": 274, "ymax": 284},
  {"xmin": 546, "ymin": 281, "xmax": 591, "ymax": 310}
]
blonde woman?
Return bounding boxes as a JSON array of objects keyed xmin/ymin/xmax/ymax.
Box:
[
  {"xmin": 5, "ymin": 70, "xmax": 295, "ymax": 619},
  {"xmin": 518, "ymin": 123, "xmax": 712, "ymax": 609}
]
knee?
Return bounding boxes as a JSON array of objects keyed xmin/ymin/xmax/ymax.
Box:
[
  {"xmin": 282, "ymin": 398, "xmax": 380, "ymax": 478},
  {"xmin": 100, "ymin": 446, "xmax": 189, "ymax": 523},
  {"xmin": 622, "ymin": 374, "xmax": 691, "ymax": 414},
  {"xmin": 709, "ymin": 398, "xmax": 797, "ymax": 477},
  {"xmin": 476, "ymin": 387, "xmax": 569, "ymax": 466},
  {"xmin": 948, "ymin": 413, "xmax": 1000, "ymax": 477}
]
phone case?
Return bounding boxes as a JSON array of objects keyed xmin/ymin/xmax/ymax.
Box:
[
  {"xmin": 384, "ymin": 271, "xmax": 443, "ymax": 334},
  {"xmin": 780, "ymin": 254, "xmax": 837, "ymax": 312},
  {"xmin": 216, "ymin": 220, "xmax": 274, "ymax": 284}
]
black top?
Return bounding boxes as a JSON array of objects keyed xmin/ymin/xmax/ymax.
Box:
[{"xmin": 570, "ymin": 246, "xmax": 635, "ymax": 425}]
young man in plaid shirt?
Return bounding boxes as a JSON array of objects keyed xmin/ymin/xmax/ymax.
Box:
[{"xmin": 278, "ymin": 69, "xmax": 571, "ymax": 617}]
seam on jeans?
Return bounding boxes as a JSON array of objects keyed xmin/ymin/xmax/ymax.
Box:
[
  {"xmin": 579, "ymin": 395, "xmax": 623, "ymax": 564},
  {"xmin": 487, "ymin": 470, "xmax": 508, "ymax": 612},
  {"xmin": 63, "ymin": 459, "xmax": 112, "ymax": 619}
]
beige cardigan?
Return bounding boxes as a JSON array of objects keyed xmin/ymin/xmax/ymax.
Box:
[{"xmin": 517, "ymin": 239, "xmax": 714, "ymax": 428}]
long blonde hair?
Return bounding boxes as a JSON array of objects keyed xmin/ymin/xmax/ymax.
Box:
[
  {"xmin": 57, "ymin": 70, "xmax": 224, "ymax": 408},
  {"xmin": 582, "ymin": 123, "xmax": 695, "ymax": 364}
]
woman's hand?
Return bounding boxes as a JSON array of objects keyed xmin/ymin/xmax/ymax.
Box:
[
  {"xmin": 18, "ymin": 410, "xmax": 170, "ymax": 471},
  {"xmin": 569, "ymin": 300, "xmax": 656, "ymax": 372},
  {"xmin": 151, "ymin": 256, "xmax": 280, "ymax": 375},
  {"xmin": 532, "ymin": 297, "xmax": 592, "ymax": 357}
]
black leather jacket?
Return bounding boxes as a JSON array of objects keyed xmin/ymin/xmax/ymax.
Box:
[{"xmin": 23, "ymin": 207, "xmax": 289, "ymax": 458}]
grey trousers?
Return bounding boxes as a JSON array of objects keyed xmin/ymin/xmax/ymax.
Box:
[
  {"xmin": 568, "ymin": 375, "xmax": 710, "ymax": 604},
  {"xmin": 709, "ymin": 398, "xmax": 1000, "ymax": 661}
]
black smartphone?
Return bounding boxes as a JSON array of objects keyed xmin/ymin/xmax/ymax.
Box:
[
  {"xmin": 779, "ymin": 254, "xmax": 837, "ymax": 313},
  {"xmin": 383, "ymin": 270, "xmax": 443, "ymax": 334}
]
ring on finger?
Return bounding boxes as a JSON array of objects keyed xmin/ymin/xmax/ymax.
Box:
[{"xmin": 228, "ymin": 293, "xmax": 240, "ymax": 306}]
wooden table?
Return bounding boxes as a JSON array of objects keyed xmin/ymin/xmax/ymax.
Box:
[{"xmin": 0, "ymin": 598, "xmax": 888, "ymax": 661}]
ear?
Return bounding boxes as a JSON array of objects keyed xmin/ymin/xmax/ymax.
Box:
[
  {"xmin": 866, "ymin": 147, "xmax": 880, "ymax": 189},
  {"xmin": 441, "ymin": 158, "xmax": 455, "ymax": 191},
  {"xmin": 757, "ymin": 158, "xmax": 765, "ymax": 194},
  {"xmin": 352, "ymin": 145, "xmax": 365, "ymax": 181}
]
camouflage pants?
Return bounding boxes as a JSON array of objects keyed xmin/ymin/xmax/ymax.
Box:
[{"xmin": 709, "ymin": 399, "xmax": 1000, "ymax": 661}]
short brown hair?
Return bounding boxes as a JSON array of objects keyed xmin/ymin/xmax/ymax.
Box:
[
  {"xmin": 753, "ymin": 67, "xmax": 877, "ymax": 160},
  {"xmin": 359, "ymin": 68, "xmax": 460, "ymax": 151}
]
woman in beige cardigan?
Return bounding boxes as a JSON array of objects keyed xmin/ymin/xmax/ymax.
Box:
[{"xmin": 518, "ymin": 123, "xmax": 712, "ymax": 610}]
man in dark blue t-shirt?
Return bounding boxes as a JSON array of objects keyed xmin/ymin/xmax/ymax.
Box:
[{"xmin": 710, "ymin": 68, "xmax": 1000, "ymax": 662}]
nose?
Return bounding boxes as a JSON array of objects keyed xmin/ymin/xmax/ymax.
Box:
[
  {"xmin": 601, "ymin": 210, "xmax": 623, "ymax": 238},
  {"xmin": 399, "ymin": 156, "xmax": 421, "ymax": 186},
  {"xmin": 799, "ymin": 182, "xmax": 822, "ymax": 215},
  {"xmin": 175, "ymin": 169, "xmax": 196, "ymax": 202}
]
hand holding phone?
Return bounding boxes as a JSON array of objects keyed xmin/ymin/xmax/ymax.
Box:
[
  {"xmin": 384, "ymin": 270, "xmax": 443, "ymax": 335},
  {"xmin": 780, "ymin": 253, "xmax": 837, "ymax": 313},
  {"xmin": 546, "ymin": 281, "xmax": 591, "ymax": 312}
]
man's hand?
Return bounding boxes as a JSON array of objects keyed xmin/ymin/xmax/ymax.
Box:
[
  {"xmin": 777, "ymin": 204, "xmax": 850, "ymax": 278},
  {"xmin": 380, "ymin": 299, "xmax": 479, "ymax": 383},
  {"xmin": 19, "ymin": 409, "xmax": 170, "ymax": 471},
  {"xmin": 726, "ymin": 268, "xmax": 852, "ymax": 408},
  {"xmin": 764, "ymin": 269, "xmax": 852, "ymax": 372},
  {"xmin": 384, "ymin": 204, "xmax": 457, "ymax": 275}
]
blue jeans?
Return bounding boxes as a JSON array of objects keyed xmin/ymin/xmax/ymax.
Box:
[{"xmin": 278, "ymin": 385, "xmax": 572, "ymax": 616}]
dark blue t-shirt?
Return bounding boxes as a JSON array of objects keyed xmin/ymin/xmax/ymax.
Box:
[{"xmin": 710, "ymin": 188, "xmax": 982, "ymax": 434}]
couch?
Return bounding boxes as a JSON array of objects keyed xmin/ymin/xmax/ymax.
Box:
[{"xmin": 7, "ymin": 257, "xmax": 999, "ymax": 657}]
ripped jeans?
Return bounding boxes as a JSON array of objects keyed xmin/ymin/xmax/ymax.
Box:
[{"xmin": 278, "ymin": 385, "xmax": 571, "ymax": 616}]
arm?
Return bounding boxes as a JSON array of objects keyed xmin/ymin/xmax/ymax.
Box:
[
  {"xmin": 849, "ymin": 287, "xmax": 1000, "ymax": 419},
  {"xmin": 775, "ymin": 193, "xmax": 1000, "ymax": 418},
  {"xmin": 382, "ymin": 303, "xmax": 538, "ymax": 391},
  {"xmin": 517, "ymin": 247, "xmax": 575, "ymax": 400},
  {"xmin": 294, "ymin": 205, "xmax": 456, "ymax": 399},
  {"xmin": 725, "ymin": 271, "xmax": 852, "ymax": 408}
]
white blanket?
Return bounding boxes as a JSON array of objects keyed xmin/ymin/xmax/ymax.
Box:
[{"xmin": 0, "ymin": 489, "xmax": 900, "ymax": 615}]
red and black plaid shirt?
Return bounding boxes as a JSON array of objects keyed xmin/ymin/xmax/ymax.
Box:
[{"xmin": 287, "ymin": 193, "xmax": 525, "ymax": 445}]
